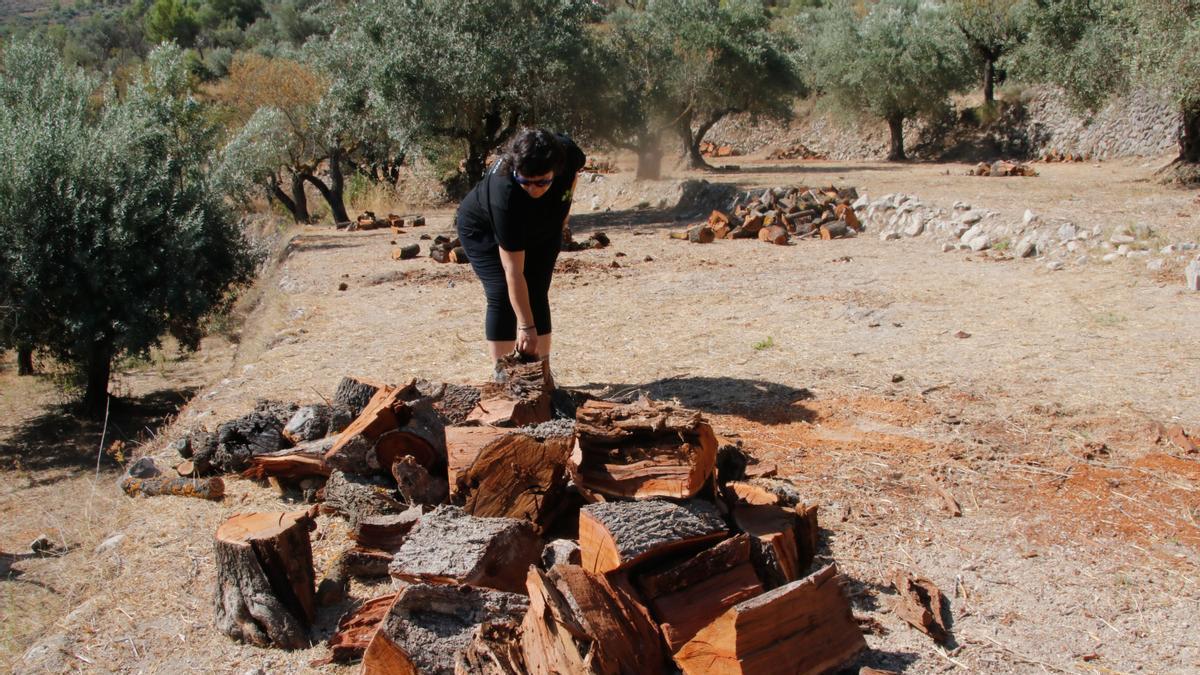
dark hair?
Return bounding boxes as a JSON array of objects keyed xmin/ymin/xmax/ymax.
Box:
[{"xmin": 503, "ymin": 128, "xmax": 565, "ymax": 177}]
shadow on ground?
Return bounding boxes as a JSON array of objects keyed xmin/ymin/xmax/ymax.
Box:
[
  {"xmin": 568, "ymin": 207, "xmax": 688, "ymax": 235},
  {"xmin": 0, "ymin": 386, "xmax": 198, "ymax": 477},
  {"xmin": 723, "ymin": 162, "xmax": 909, "ymax": 176},
  {"xmin": 572, "ymin": 375, "xmax": 815, "ymax": 425}
]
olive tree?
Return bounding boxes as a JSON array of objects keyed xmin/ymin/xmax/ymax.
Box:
[
  {"xmin": 802, "ymin": 0, "xmax": 972, "ymax": 160},
  {"xmin": 0, "ymin": 42, "xmax": 255, "ymax": 416},
  {"xmin": 334, "ymin": 0, "xmax": 602, "ymax": 195},
  {"xmin": 945, "ymin": 0, "xmax": 1029, "ymax": 104}
]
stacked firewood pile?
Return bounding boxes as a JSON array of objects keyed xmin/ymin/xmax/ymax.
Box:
[
  {"xmin": 153, "ymin": 355, "xmax": 869, "ymax": 673},
  {"xmin": 1040, "ymin": 149, "xmax": 1089, "ymax": 163},
  {"xmin": 348, "ymin": 212, "xmax": 427, "ymax": 232},
  {"xmin": 968, "ymin": 160, "xmax": 1039, "ymax": 177},
  {"xmin": 699, "ymin": 140, "xmax": 739, "ymax": 157},
  {"xmin": 673, "ymin": 185, "xmax": 862, "ymax": 246},
  {"xmin": 583, "ymin": 157, "xmax": 618, "ymax": 173},
  {"xmin": 765, "ymin": 143, "xmax": 826, "ymax": 160}
]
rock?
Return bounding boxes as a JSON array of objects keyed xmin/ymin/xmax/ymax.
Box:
[
  {"xmin": 1117, "ymin": 244, "xmax": 1131, "ymax": 255},
  {"xmin": 1066, "ymin": 241, "xmax": 1079, "ymax": 253},
  {"xmin": 1058, "ymin": 223, "xmax": 1077, "ymax": 241},
  {"xmin": 960, "ymin": 224, "xmax": 984, "ymax": 242},
  {"xmin": 1110, "ymin": 233, "xmax": 1136, "ymax": 245},
  {"xmin": 1147, "ymin": 259, "xmax": 1165, "ymax": 271},
  {"xmin": 1023, "ymin": 209, "xmax": 1038, "ymax": 226},
  {"xmin": 953, "ymin": 201, "xmax": 970, "ymax": 211},
  {"xmin": 941, "ymin": 243, "xmax": 955, "ymax": 253},
  {"xmin": 852, "ymin": 196, "xmax": 869, "ymax": 209},
  {"xmin": 125, "ymin": 457, "xmax": 161, "ymax": 479},
  {"xmin": 1076, "ymin": 229, "xmax": 1091, "ymax": 240},
  {"xmin": 1046, "ymin": 261, "xmax": 1064, "ymax": 271},
  {"xmin": 1016, "ymin": 239, "xmax": 1037, "ymax": 258},
  {"xmin": 590, "ymin": 196, "xmax": 600, "ymax": 211},
  {"xmin": 1162, "ymin": 245, "xmax": 1177, "ymax": 254},
  {"xmin": 960, "ymin": 211, "xmax": 983, "ymax": 225},
  {"xmin": 902, "ymin": 218, "xmax": 925, "ymax": 237},
  {"xmin": 968, "ymin": 235, "xmax": 991, "ymax": 252},
  {"xmin": 1186, "ymin": 261, "xmax": 1200, "ymax": 291},
  {"xmin": 1128, "ymin": 250, "xmax": 1150, "ymax": 259},
  {"xmin": 95, "ymin": 533, "xmax": 125, "ymax": 555},
  {"xmin": 880, "ymin": 231, "xmax": 901, "ymax": 241},
  {"xmin": 1102, "ymin": 253, "xmax": 1121, "ymax": 263}
]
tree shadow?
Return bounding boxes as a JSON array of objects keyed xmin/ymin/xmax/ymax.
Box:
[
  {"xmin": 570, "ymin": 375, "xmax": 815, "ymax": 425},
  {"xmin": 278, "ymin": 235, "xmax": 369, "ymax": 263},
  {"xmin": 0, "ymin": 386, "xmax": 199, "ymax": 478},
  {"xmin": 729, "ymin": 163, "xmax": 909, "ymax": 175},
  {"xmin": 568, "ymin": 207, "xmax": 688, "ymax": 235}
]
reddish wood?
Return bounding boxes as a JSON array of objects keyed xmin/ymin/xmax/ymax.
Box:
[
  {"xmin": 688, "ymin": 224, "xmax": 715, "ymax": 243},
  {"xmin": 578, "ymin": 500, "xmax": 727, "ymax": 574},
  {"xmin": 316, "ymin": 593, "xmax": 397, "ymax": 664},
  {"xmin": 890, "ymin": 569, "xmax": 950, "ymax": 643},
  {"xmin": 758, "ymin": 225, "xmax": 788, "ymax": 245},
  {"xmin": 446, "ymin": 426, "xmax": 509, "ymax": 498},
  {"xmin": 325, "ymin": 383, "xmax": 440, "ymax": 475},
  {"xmin": 733, "ymin": 502, "xmax": 802, "ymax": 588},
  {"xmin": 674, "ymin": 564, "xmax": 866, "ymax": 675},
  {"xmin": 457, "ymin": 433, "xmax": 572, "ymax": 531}
]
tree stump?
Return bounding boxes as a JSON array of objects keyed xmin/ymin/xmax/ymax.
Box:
[{"xmin": 213, "ymin": 510, "xmax": 317, "ymax": 649}]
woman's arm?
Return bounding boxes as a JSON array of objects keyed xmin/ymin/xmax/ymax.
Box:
[{"xmin": 498, "ymin": 247, "xmax": 538, "ymax": 354}]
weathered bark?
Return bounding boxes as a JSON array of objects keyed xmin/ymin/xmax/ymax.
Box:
[
  {"xmin": 886, "ymin": 113, "xmax": 906, "ymax": 161},
  {"xmin": 521, "ymin": 565, "xmax": 667, "ymax": 675},
  {"xmin": 282, "ymin": 404, "xmax": 332, "ymax": 444},
  {"xmin": 983, "ymin": 57, "xmax": 996, "ymax": 105},
  {"xmin": 578, "ymin": 500, "xmax": 727, "ymax": 574},
  {"xmin": 1182, "ymin": 104, "xmax": 1200, "ymax": 163},
  {"xmin": 391, "ymin": 456, "xmax": 448, "ymax": 506},
  {"xmin": 322, "ymin": 470, "xmax": 406, "ymax": 526},
  {"xmin": 635, "ymin": 534, "xmax": 764, "ymax": 652},
  {"xmin": 213, "ymin": 510, "xmax": 317, "ymax": 649},
  {"xmin": 333, "ymin": 376, "xmax": 384, "ymax": 417},
  {"xmin": 456, "ymin": 619, "xmax": 527, "ymax": 675},
  {"xmin": 891, "ymin": 569, "xmax": 950, "ymax": 643},
  {"xmin": 82, "ymin": 337, "xmax": 112, "ymax": 418},
  {"xmin": 674, "ymin": 564, "xmax": 866, "ymax": 675},
  {"xmin": 363, "ymin": 583, "xmax": 528, "ymax": 675},
  {"xmin": 302, "ymin": 153, "xmax": 350, "ymax": 225},
  {"xmin": 389, "ymin": 505, "xmax": 541, "ymax": 594},
  {"xmin": 16, "ymin": 345, "xmax": 33, "ymax": 375}
]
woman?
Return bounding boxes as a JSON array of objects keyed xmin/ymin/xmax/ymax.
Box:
[{"xmin": 455, "ymin": 128, "xmax": 586, "ymax": 382}]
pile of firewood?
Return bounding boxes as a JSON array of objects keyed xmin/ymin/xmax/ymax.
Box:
[
  {"xmin": 969, "ymin": 160, "xmax": 1039, "ymax": 177},
  {"xmin": 1040, "ymin": 149, "xmax": 1089, "ymax": 163},
  {"xmin": 699, "ymin": 140, "xmax": 739, "ymax": 157},
  {"xmin": 583, "ymin": 157, "xmax": 618, "ymax": 173},
  {"xmin": 765, "ymin": 143, "xmax": 827, "ymax": 160},
  {"xmin": 562, "ymin": 229, "xmax": 610, "ymax": 252},
  {"xmin": 673, "ymin": 185, "xmax": 862, "ymax": 246},
  {"xmin": 347, "ymin": 212, "xmax": 427, "ymax": 232},
  {"xmin": 156, "ymin": 354, "xmax": 868, "ymax": 673}
]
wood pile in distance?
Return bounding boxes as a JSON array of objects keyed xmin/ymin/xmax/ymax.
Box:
[
  {"xmin": 674, "ymin": 184, "xmax": 862, "ymax": 246},
  {"xmin": 969, "ymin": 160, "xmax": 1039, "ymax": 177},
  {"xmin": 766, "ymin": 143, "xmax": 827, "ymax": 160},
  {"xmin": 699, "ymin": 140, "xmax": 738, "ymax": 157}
]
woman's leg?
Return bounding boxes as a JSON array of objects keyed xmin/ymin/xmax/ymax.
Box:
[{"xmin": 463, "ymin": 243, "xmax": 519, "ymax": 360}]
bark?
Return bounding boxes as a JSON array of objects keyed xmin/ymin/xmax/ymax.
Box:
[
  {"xmin": 886, "ymin": 113, "xmax": 906, "ymax": 161},
  {"xmin": 82, "ymin": 337, "xmax": 113, "ymax": 419},
  {"xmin": 290, "ymin": 173, "xmax": 311, "ymax": 224},
  {"xmin": 1182, "ymin": 104, "xmax": 1200, "ymax": 163},
  {"xmin": 578, "ymin": 500, "xmax": 727, "ymax": 574},
  {"xmin": 302, "ymin": 151, "xmax": 350, "ymax": 225},
  {"xmin": 983, "ymin": 58, "xmax": 996, "ymax": 106},
  {"xmin": 680, "ymin": 109, "xmax": 735, "ymax": 170},
  {"xmin": 16, "ymin": 345, "xmax": 32, "ymax": 375}
]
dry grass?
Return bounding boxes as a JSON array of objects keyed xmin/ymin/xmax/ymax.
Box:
[{"xmin": 3, "ymin": 155, "xmax": 1200, "ymax": 673}]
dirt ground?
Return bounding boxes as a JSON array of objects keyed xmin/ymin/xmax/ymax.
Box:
[{"xmin": 3, "ymin": 154, "xmax": 1200, "ymax": 674}]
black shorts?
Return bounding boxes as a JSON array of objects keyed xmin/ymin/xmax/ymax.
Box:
[{"xmin": 459, "ymin": 234, "xmax": 560, "ymax": 342}]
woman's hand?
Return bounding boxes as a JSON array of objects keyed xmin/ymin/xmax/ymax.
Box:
[{"xmin": 516, "ymin": 326, "xmax": 538, "ymax": 356}]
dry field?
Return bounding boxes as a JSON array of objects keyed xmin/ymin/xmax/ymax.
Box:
[{"xmin": 2, "ymin": 154, "xmax": 1200, "ymax": 674}]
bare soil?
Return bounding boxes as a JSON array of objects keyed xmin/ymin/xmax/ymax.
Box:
[{"xmin": 2, "ymin": 155, "xmax": 1199, "ymax": 674}]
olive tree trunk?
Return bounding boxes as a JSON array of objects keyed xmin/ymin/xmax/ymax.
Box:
[
  {"xmin": 82, "ymin": 337, "xmax": 113, "ymax": 419},
  {"xmin": 17, "ymin": 345, "xmax": 33, "ymax": 376},
  {"xmin": 886, "ymin": 113, "xmax": 907, "ymax": 161}
]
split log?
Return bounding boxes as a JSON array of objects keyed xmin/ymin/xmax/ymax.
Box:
[
  {"xmin": 732, "ymin": 502, "xmax": 803, "ymax": 588},
  {"xmin": 120, "ymin": 475, "xmax": 224, "ymax": 501},
  {"xmin": 521, "ymin": 565, "xmax": 666, "ymax": 675},
  {"xmin": 242, "ymin": 438, "xmax": 334, "ymax": 481},
  {"xmin": 214, "ymin": 510, "xmax": 317, "ymax": 649},
  {"xmin": 450, "ymin": 246, "xmax": 470, "ymax": 263},
  {"xmin": 321, "ymin": 470, "xmax": 405, "ymax": 525},
  {"xmin": 674, "ymin": 564, "xmax": 866, "ymax": 675},
  {"xmin": 391, "ymin": 456, "xmax": 448, "ymax": 505},
  {"xmin": 579, "ymin": 500, "xmax": 727, "ymax": 574},
  {"xmin": 835, "ymin": 203, "xmax": 861, "ymax": 231},
  {"xmin": 325, "ymin": 383, "xmax": 442, "ymax": 475},
  {"xmin": 317, "ymin": 593, "xmax": 398, "ymax": 665},
  {"xmin": 708, "ymin": 210, "xmax": 732, "ymax": 239},
  {"xmin": 350, "ymin": 507, "xmax": 425, "ymax": 551},
  {"xmin": 635, "ymin": 534, "xmax": 764, "ymax": 651},
  {"xmin": 455, "ymin": 619, "xmax": 527, "ymax": 675},
  {"xmin": 362, "ymin": 583, "xmax": 527, "ymax": 675},
  {"xmin": 723, "ymin": 478, "xmax": 803, "ymax": 507},
  {"xmin": 572, "ymin": 398, "xmax": 717, "ymax": 501},
  {"xmin": 333, "ymin": 376, "xmax": 383, "ymax": 417},
  {"xmin": 389, "ymin": 214, "xmax": 405, "ymax": 228},
  {"xmin": 456, "ymin": 432, "xmax": 571, "ymax": 530},
  {"xmin": 890, "ymin": 569, "xmax": 949, "ymax": 643},
  {"xmin": 389, "ymin": 505, "xmax": 541, "ymax": 594},
  {"xmin": 410, "ymin": 216, "xmax": 426, "ymax": 227},
  {"xmin": 758, "ymin": 225, "xmax": 788, "ymax": 245},
  {"xmin": 446, "ymin": 426, "xmax": 509, "ymax": 498},
  {"xmin": 392, "ymin": 244, "xmax": 420, "ymax": 260},
  {"xmin": 467, "ymin": 354, "xmax": 551, "ymax": 426}
]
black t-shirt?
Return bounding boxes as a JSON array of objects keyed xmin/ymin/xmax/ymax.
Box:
[{"xmin": 456, "ymin": 135, "xmax": 587, "ymax": 252}]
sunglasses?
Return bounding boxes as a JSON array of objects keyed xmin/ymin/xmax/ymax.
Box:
[{"xmin": 513, "ymin": 171, "xmax": 554, "ymax": 188}]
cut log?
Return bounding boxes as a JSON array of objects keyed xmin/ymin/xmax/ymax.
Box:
[
  {"xmin": 456, "ymin": 433, "xmax": 571, "ymax": 531},
  {"xmin": 758, "ymin": 225, "xmax": 788, "ymax": 245},
  {"xmin": 446, "ymin": 426, "xmax": 510, "ymax": 499},
  {"xmin": 723, "ymin": 478, "xmax": 803, "ymax": 507},
  {"xmin": 318, "ymin": 593, "xmax": 398, "ymax": 665},
  {"xmin": 391, "ymin": 456, "xmax": 448, "ymax": 505},
  {"xmin": 120, "ymin": 475, "xmax": 224, "ymax": 501},
  {"xmin": 333, "ymin": 376, "xmax": 383, "ymax": 417},
  {"xmin": 635, "ymin": 534, "xmax": 764, "ymax": 651},
  {"xmin": 242, "ymin": 440, "xmax": 333, "ymax": 481},
  {"xmin": 410, "ymin": 216, "xmax": 426, "ymax": 227},
  {"xmin": 732, "ymin": 502, "xmax": 802, "ymax": 588},
  {"xmin": 820, "ymin": 221, "xmax": 849, "ymax": 240},
  {"xmin": 890, "ymin": 569, "xmax": 949, "ymax": 643},
  {"xmin": 571, "ymin": 398, "xmax": 717, "ymax": 501},
  {"xmin": 578, "ymin": 500, "xmax": 727, "ymax": 574},
  {"xmin": 673, "ymin": 564, "xmax": 866, "ymax": 675},
  {"xmin": 521, "ymin": 565, "xmax": 666, "ymax": 675},
  {"xmin": 836, "ymin": 203, "xmax": 862, "ymax": 231},
  {"xmin": 450, "ymin": 246, "xmax": 470, "ymax": 263},
  {"xmin": 687, "ymin": 224, "xmax": 715, "ymax": 244},
  {"xmin": 321, "ymin": 470, "xmax": 405, "ymax": 526},
  {"xmin": 467, "ymin": 354, "xmax": 551, "ymax": 426},
  {"xmin": 325, "ymin": 383, "xmax": 441, "ymax": 475},
  {"xmin": 707, "ymin": 210, "xmax": 732, "ymax": 239},
  {"xmin": 389, "ymin": 505, "xmax": 541, "ymax": 594},
  {"xmin": 214, "ymin": 510, "xmax": 317, "ymax": 649},
  {"xmin": 541, "ymin": 539, "xmax": 581, "ymax": 568},
  {"xmin": 455, "ymin": 619, "xmax": 527, "ymax": 675},
  {"xmin": 211, "ymin": 400, "xmax": 296, "ymax": 473},
  {"xmin": 362, "ymin": 583, "xmax": 527, "ymax": 675},
  {"xmin": 392, "ymin": 244, "xmax": 420, "ymax": 260}
]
